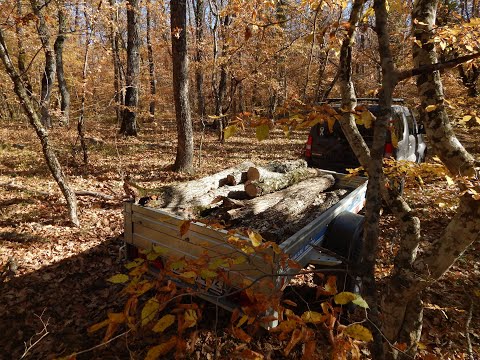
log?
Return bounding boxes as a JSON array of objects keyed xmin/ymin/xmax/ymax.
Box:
[
  {"xmin": 244, "ymin": 168, "xmax": 325, "ymax": 198},
  {"xmin": 259, "ymin": 189, "xmax": 348, "ymax": 242},
  {"xmin": 225, "ymin": 190, "xmax": 287, "ymax": 221},
  {"xmin": 225, "ymin": 170, "xmax": 248, "ymax": 186},
  {"xmin": 246, "ymin": 159, "xmax": 308, "ymax": 182},
  {"xmin": 226, "ymin": 174, "xmax": 335, "ymax": 222},
  {"xmin": 153, "ymin": 161, "xmax": 255, "ymax": 209}
]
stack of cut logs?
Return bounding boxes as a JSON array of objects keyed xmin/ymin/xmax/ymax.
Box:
[{"xmin": 147, "ymin": 160, "xmax": 348, "ymax": 243}]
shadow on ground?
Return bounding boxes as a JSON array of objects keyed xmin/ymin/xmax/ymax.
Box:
[{"xmin": 0, "ymin": 236, "xmax": 128, "ymax": 359}]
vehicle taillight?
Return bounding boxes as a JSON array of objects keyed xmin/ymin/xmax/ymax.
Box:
[
  {"xmin": 384, "ymin": 143, "xmax": 394, "ymax": 158},
  {"xmin": 305, "ymin": 135, "xmax": 313, "ymax": 157}
]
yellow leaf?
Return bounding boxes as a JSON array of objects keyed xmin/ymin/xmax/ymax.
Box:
[
  {"xmin": 107, "ymin": 274, "xmax": 129, "ymax": 284},
  {"xmin": 473, "ymin": 289, "xmax": 480, "ymax": 297},
  {"xmin": 361, "ymin": 110, "xmax": 375, "ymax": 129},
  {"xmin": 232, "ymin": 255, "xmax": 247, "ymax": 265},
  {"xmin": 256, "ymin": 124, "xmax": 270, "ymax": 141},
  {"xmin": 461, "ymin": 115, "xmax": 472, "ymax": 123},
  {"xmin": 224, "ymin": 125, "xmax": 238, "ymax": 140},
  {"xmin": 141, "ymin": 298, "xmax": 160, "ymax": 326},
  {"xmin": 169, "ymin": 260, "xmax": 186, "ymax": 271},
  {"xmin": 200, "ymin": 269, "xmax": 217, "ymax": 279},
  {"xmin": 343, "ymin": 323, "xmax": 373, "ymax": 342},
  {"xmin": 425, "ymin": 104, "xmax": 437, "ymax": 112},
  {"xmin": 391, "ymin": 130, "xmax": 398, "ymax": 148},
  {"xmin": 185, "ymin": 309, "xmax": 198, "ymax": 328},
  {"xmin": 237, "ymin": 314, "xmax": 249, "ymax": 327},
  {"xmin": 248, "ymin": 231, "xmax": 263, "ymax": 247},
  {"xmin": 352, "ymin": 295, "xmax": 369, "ymax": 309},
  {"xmin": 153, "ymin": 245, "xmax": 168, "ymax": 254},
  {"xmin": 180, "ymin": 271, "xmax": 197, "ymax": 279},
  {"xmin": 414, "ymin": 39, "xmax": 423, "ymax": 48},
  {"xmin": 334, "ymin": 291, "xmax": 357, "ymax": 305},
  {"xmin": 144, "ymin": 336, "xmax": 177, "ymax": 360},
  {"xmin": 146, "ymin": 252, "xmax": 161, "ymax": 261},
  {"xmin": 152, "ymin": 314, "xmax": 176, "ymax": 333},
  {"xmin": 125, "ymin": 258, "xmax": 144, "ymax": 269},
  {"xmin": 87, "ymin": 319, "xmax": 110, "ymax": 333},
  {"xmin": 445, "ymin": 175, "xmax": 455, "ymax": 186},
  {"xmin": 301, "ymin": 311, "xmax": 327, "ymax": 324},
  {"xmin": 208, "ymin": 258, "xmax": 228, "ymax": 270}
]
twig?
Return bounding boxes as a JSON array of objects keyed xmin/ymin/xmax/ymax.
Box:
[
  {"xmin": 466, "ymin": 296, "xmax": 474, "ymax": 360},
  {"xmin": 21, "ymin": 309, "xmax": 50, "ymax": 359}
]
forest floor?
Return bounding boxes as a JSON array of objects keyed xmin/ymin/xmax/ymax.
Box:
[{"xmin": 0, "ymin": 101, "xmax": 479, "ymax": 359}]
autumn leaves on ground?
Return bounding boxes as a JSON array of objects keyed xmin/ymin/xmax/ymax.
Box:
[{"xmin": 1, "ymin": 99, "xmax": 479, "ymax": 359}]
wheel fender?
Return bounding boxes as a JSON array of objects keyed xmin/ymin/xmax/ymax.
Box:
[{"xmin": 322, "ymin": 211, "xmax": 364, "ymax": 263}]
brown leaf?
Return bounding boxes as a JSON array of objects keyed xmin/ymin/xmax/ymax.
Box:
[
  {"xmin": 145, "ymin": 336, "xmax": 177, "ymax": 360},
  {"xmin": 231, "ymin": 326, "xmax": 252, "ymax": 343},
  {"xmin": 179, "ymin": 220, "xmax": 191, "ymax": 237},
  {"xmin": 284, "ymin": 327, "xmax": 304, "ymax": 356}
]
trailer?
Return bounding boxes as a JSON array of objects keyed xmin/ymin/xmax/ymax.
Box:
[{"xmin": 123, "ymin": 169, "xmax": 367, "ymax": 316}]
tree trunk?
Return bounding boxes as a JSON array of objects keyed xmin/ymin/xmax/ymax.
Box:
[
  {"xmin": 171, "ymin": 0, "xmax": 194, "ymax": 172},
  {"xmin": 109, "ymin": 0, "xmax": 124, "ymax": 125},
  {"xmin": 337, "ymin": 1, "xmax": 386, "ymax": 358},
  {"xmin": 54, "ymin": 3, "xmax": 70, "ymax": 125},
  {"xmin": 120, "ymin": 0, "xmax": 140, "ymax": 136},
  {"xmin": 378, "ymin": 1, "xmax": 480, "ymax": 356},
  {"xmin": 244, "ymin": 168, "xmax": 325, "ymax": 198},
  {"xmin": 15, "ymin": 0, "xmax": 32, "ymax": 94},
  {"xmin": 146, "ymin": 0, "xmax": 157, "ymax": 117},
  {"xmin": 30, "ymin": 0, "xmax": 56, "ymax": 128},
  {"xmin": 411, "ymin": 0, "xmax": 476, "ymax": 177},
  {"xmin": 194, "ymin": 0, "xmax": 206, "ymax": 118},
  {"xmin": 0, "ymin": 30, "xmax": 79, "ymax": 226}
]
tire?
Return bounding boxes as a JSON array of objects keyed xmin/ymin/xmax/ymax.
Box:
[{"xmin": 322, "ymin": 212, "xmax": 364, "ymax": 294}]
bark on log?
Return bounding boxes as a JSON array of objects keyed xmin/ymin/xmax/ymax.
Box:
[
  {"xmin": 260, "ymin": 189, "xmax": 347, "ymax": 241},
  {"xmin": 246, "ymin": 159, "xmax": 308, "ymax": 182},
  {"xmin": 227, "ymin": 174, "xmax": 335, "ymax": 222},
  {"xmin": 245, "ymin": 168, "xmax": 324, "ymax": 198},
  {"xmin": 154, "ymin": 161, "xmax": 255, "ymax": 209}
]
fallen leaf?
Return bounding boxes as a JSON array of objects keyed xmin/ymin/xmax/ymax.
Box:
[
  {"xmin": 152, "ymin": 314, "xmax": 176, "ymax": 333},
  {"xmin": 145, "ymin": 336, "xmax": 177, "ymax": 360},
  {"xmin": 107, "ymin": 274, "xmax": 129, "ymax": 284}
]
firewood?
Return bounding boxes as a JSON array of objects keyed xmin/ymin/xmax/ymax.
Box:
[
  {"xmin": 246, "ymin": 159, "xmax": 308, "ymax": 182},
  {"xmin": 152, "ymin": 161, "xmax": 255, "ymax": 209},
  {"xmin": 244, "ymin": 168, "xmax": 324, "ymax": 198}
]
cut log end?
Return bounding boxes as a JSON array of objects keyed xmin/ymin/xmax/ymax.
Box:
[{"xmin": 247, "ymin": 167, "xmax": 261, "ymax": 182}]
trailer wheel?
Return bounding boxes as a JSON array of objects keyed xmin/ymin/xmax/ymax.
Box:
[{"xmin": 322, "ymin": 211, "xmax": 364, "ymax": 295}]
